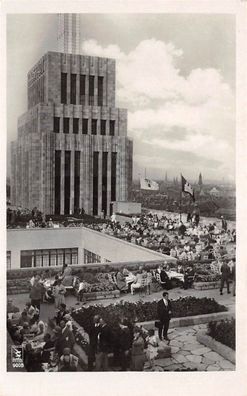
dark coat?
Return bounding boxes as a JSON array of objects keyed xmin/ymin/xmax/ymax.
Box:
[
  {"xmin": 97, "ymin": 324, "xmax": 112, "ymax": 353},
  {"xmin": 220, "ymin": 263, "xmax": 231, "ymax": 279},
  {"xmin": 88, "ymin": 323, "xmax": 101, "ymax": 348},
  {"xmin": 157, "ymin": 299, "xmax": 172, "ymax": 323},
  {"xmin": 159, "ymin": 270, "xmax": 169, "ymax": 283},
  {"xmin": 55, "ymin": 327, "xmax": 75, "ymax": 356}
]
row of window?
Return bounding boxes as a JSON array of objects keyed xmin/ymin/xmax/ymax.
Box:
[
  {"xmin": 84, "ymin": 248, "xmax": 101, "ymax": 264},
  {"xmin": 61, "ymin": 73, "xmax": 104, "ymax": 106},
  {"xmin": 20, "ymin": 248, "xmax": 78, "ymax": 268},
  {"xmin": 7, "ymin": 248, "xmax": 112, "ymax": 269},
  {"xmin": 53, "ymin": 117, "xmax": 115, "ymax": 136}
]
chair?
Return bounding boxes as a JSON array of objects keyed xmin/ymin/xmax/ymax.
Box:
[
  {"xmin": 156, "ymin": 272, "xmax": 170, "ymax": 289},
  {"xmin": 139, "ymin": 277, "xmax": 148, "ymax": 296}
]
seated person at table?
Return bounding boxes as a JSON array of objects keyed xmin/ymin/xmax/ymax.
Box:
[
  {"xmin": 116, "ymin": 269, "xmax": 128, "ymax": 292},
  {"xmin": 7, "ymin": 318, "xmax": 23, "ymax": 344},
  {"xmin": 59, "ymin": 348, "xmax": 78, "ymax": 371},
  {"xmin": 24, "ymin": 302, "xmax": 39, "ymax": 321},
  {"xmin": 42, "ymin": 333, "xmax": 55, "ymax": 363},
  {"xmin": 24, "ymin": 342, "xmax": 42, "ymax": 372},
  {"xmin": 32, "ymin": 320, "xmax": 47, "ymax": 342},
  {"xmin": 55, "ymin": 303, "xmax": 68, "ymax": 325},
  {"xmin": 18, "ymin": 311, "xmax": 30, "ymax": 327},
  {"xmin": 130, "ymin": 271, "xmax": 143, "ymax": 295},
  {"xmin": 19, "ymin": 322, "xmax": 33, "ymax": 341}
]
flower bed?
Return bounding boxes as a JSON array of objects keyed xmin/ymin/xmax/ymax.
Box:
[
  {"xmin": 82, "ymin": 290, "xmax": 120, "ymax": 301},
  {"xmin": 71, "ymin": 297, "xmax": 227, "ymax": 335},
  {"xmin": 207, "ymin": 318, "xmax": 235, "ymax": 350},
  {"xmin": 193, "ymin": 281, "xmax": 220, "ymax": 290}
]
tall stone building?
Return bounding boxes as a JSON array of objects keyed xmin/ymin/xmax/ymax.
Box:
[{"xmin": 11, "ymin": 14, "xmax": 133, "ymax": 216}]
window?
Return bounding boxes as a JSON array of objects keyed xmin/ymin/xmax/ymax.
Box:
[
  {"xmin": 20, "ymin": 248, "xmax": 78, "ymax": 268},
  {"xmin": 64, "ymin": 151, "xmax": 71, "ymax": 215},
  {"xmin": 63, "ymin": 118, "xmax": 70, "ymax": 134},
  {"xmin": 7, "ymin": 251, "xmax": 11, "ymax": 270},
  {"xmin": 61, "ymin": 73, "xmax": 67, "ymax": 104},
  {"xmin": 110, "ymin": 120, "xmax": 115, "ymax": 136},
  {"xmin": 20, "ymin": 251, "xmax": 33, "ymax": 268},
  {"xmin": 84, "ymin": 249, "xmax": 101, "ymax": 264},
  {"xmin": 111, "ymin": 152, "xmax": 117, "ymax": 201},
  {"xmin": 53, "ymin": 117, "xmax": 60, "ymax": 133},
  {"xmin": 98, "ymin": 76, "xmax": 103, "ymax": 106},
  {"xmin": 89, "ymin": 75, "xmax": 94, "ymax": 105},
  {"xmin": 55, "ymin": 150, "xmax": 61, "ymax": 214},
  {"xmin": 70, "ymin": 74, "xmax": 77, "ymax": 105},
  {"xmin": 73, "ymin": 118, "xmax": 79, "ymax": 134},
  {"xmin": 100, "ymin": 120, "xmax": 106, "ymax": 136},
  {"xmin": 74, "ymin": 151, "xmax": 80, "ymax": 210},
  {"xmin": 93, "ymin": 152, "xmax": 99, "ymax": 215},
  {"xmin": 92, "ymin": 119, "xmax": 97, "ymax": 135},
  {"xmin": 82, "ymin": 119, "xmax": 88, "ymax": 134},
  {"xmin": 102, "ymin": 152, "xmax": 108, "ymax": 214},
  {"xmin": 80, "ymin": 74, "xmax": 86, "ymax": 105}
]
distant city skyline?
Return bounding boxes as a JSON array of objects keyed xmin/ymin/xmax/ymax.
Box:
[{"xmin": 7, "ymin": 13, "xmax": 235, "ymax": 181}]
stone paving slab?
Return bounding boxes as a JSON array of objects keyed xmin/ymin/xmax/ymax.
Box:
[
  {"xmin": 186, "ymin": 354, "xmax": 203, "ymax": 364},
  {"xmin": 146, "ymin": 323, "xmax": 235, "ymax": 372},
  {"xmin": 191, "ymin": 347, "xmax": 212, "ymax": 355}
]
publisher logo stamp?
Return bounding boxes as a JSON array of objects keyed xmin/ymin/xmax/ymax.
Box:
[{"xmin": 11, "ymin": 345, "xmax": 24, "ymax": 368}]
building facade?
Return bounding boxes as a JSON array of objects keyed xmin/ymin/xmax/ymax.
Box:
[{"xmin": 11, "ymin": 50, "xmax": 133, "ymax": 216}]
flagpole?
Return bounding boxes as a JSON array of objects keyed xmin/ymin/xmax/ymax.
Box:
[{"xmin": 179, "ymin": 174, "xmax": 182, "ymax": 222}]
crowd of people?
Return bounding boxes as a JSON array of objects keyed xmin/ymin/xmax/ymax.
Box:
[
  {"xmin": 7, "ymin": 209, "xmax": 236, "ymax": 371},
  {"xmin": 8, "ymin": 289, "xmax": 174, "ymax": 372},
  {"xmin": 7, "ymin": 299, "xmax": 79, "ymax": 371},
  {"xmin": 86, "ymin": 212, "xmax": 235, "ymax": 263}
]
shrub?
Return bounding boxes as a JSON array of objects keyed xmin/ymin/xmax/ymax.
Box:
[
  {"xmin": 207, "ymin": 318, "xmax": 235, "ymax": 350},
  {"xmin": 71, "ymin": 297, "xmax": 227, "ymax": 335}
]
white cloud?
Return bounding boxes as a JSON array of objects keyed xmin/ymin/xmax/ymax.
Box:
[{"xmin": 81, "ymin": 38, "xmax": 235, "ymax": 179}]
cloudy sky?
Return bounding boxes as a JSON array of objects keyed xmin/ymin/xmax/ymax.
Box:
[{"xmin": 7, "ymin": 13, "xmax": 235, "ymax": 182}]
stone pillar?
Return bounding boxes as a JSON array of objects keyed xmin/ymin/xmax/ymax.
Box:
[
  {"xmin": 60, "ymin": 149, "xmax": 65, "ymax": 214},
  {"xmin": 107, "ymin": 145, "xmax": 112, "ymax": 216},
  {"xmin": 98, "ymin": 149, "xmax": 102, "ymax": 216},
  {"xmin": 70, "ymin": 149, "xmax": 75, "ymax": 214}
]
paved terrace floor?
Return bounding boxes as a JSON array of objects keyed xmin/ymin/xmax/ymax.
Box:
[{"xmin": 145, "ymin": 324, "xmax": 235, "ymax": 371}]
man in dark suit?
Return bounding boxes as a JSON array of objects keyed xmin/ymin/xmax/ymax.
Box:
[
  {"xmin": 220, "ymin": 261, "xmax": 231, "ymax": 295},
  {"xmin": 87, "ymin": 315, "xmax": 101, "ymax": 371},
  {"xmin": 157, "ymin": 291, "xmax": 172, "ymax": 341},
  {"xmin": 95, "ymin": 318, "xmax": 112, "ymax": 371}
]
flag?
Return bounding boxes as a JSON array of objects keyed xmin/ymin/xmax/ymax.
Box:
[
  {"xmin": 140, "ymin": 178, "xmax": 159, "ymax": 191},
  {"xmin": 181, "ymin": 175, "xmax": 195, "ymax": 201}
]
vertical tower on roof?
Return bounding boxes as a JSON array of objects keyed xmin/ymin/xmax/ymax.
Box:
[{"xmin": 57, "ymin": 14, "xmax": 81, "ymax": 54}]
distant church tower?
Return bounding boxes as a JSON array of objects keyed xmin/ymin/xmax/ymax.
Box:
[
  {"xmin": 57, "ymin": 14, "xmax": 81, "ymax": 54},
  {"xmin": 198, "ymin": 173, "xmax": 203, "ymax": 187}
]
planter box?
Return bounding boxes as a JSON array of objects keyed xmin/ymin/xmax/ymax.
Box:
[
  {"xmin": 193, "ymin": 281, "xmax": 220, "ymax": 290},
  {"xmin": 137, "ymin": 310, "xmax": 234, "ymax": 331},
  {"xmin": 82, "ymin": 290, "xmax": 120, "ymax": 301},
  {"xmin": 196, "ymin": 331, "xmax": 235, "ymax": 364}
]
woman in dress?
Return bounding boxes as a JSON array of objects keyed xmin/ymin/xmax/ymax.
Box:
[
  {"xmin": 131, "ymin": 327, "xmax": 146, "ymax": 371},
  {"xmin": 53, "ymin": 279, "xmax": 66, "ymax": 309}
]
